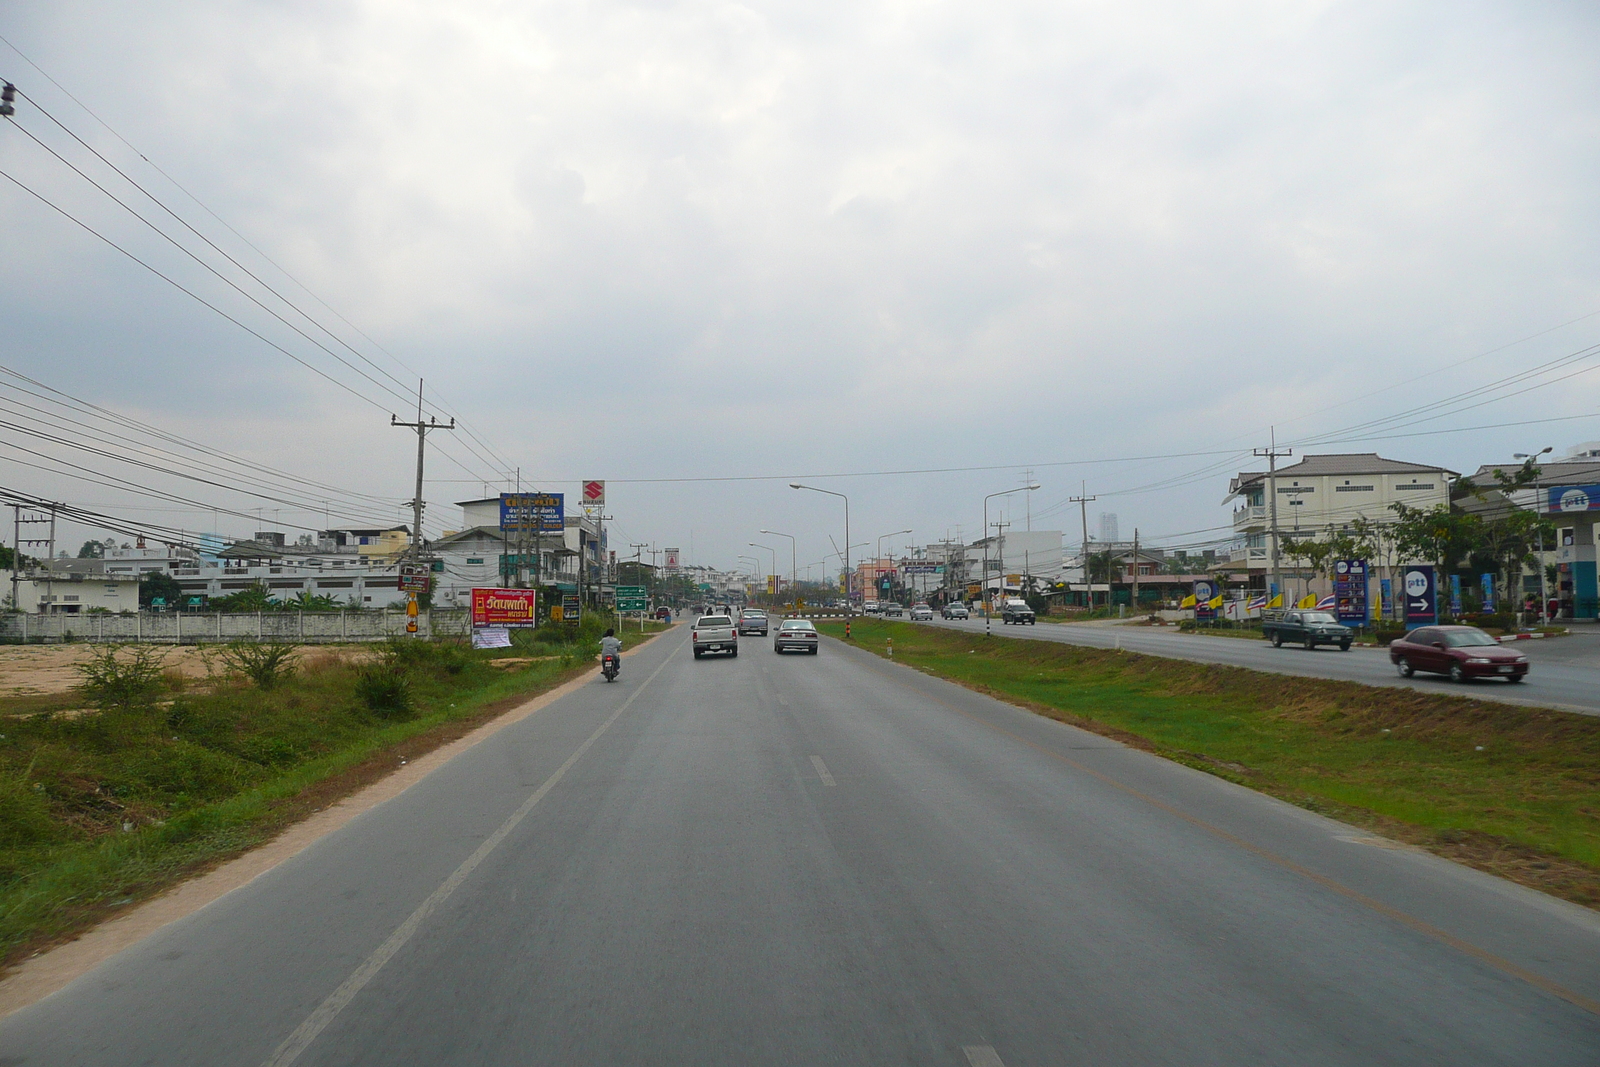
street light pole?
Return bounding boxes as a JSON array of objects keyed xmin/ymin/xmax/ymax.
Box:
[
  {"xmin": 791, "ymin": 483, "xmax": 851, "ymax": 638},
  {"xmin": 760, "ymin": 529, "xmax": 797, "ymax": 611},
  {"xmin": 1514, "ymin": 446, "xmax": 1554, "ymax": 626},
  {"xmin": 876, "ymin": 529, "xmax": 911, "ymax": 604},
  {"xmin": 749, "ymin": 543, "xmax": 777, "ymax": 607},
  {"xmin": 984, "ymin": 484, "xmax": 1040, "ymax": 637}
]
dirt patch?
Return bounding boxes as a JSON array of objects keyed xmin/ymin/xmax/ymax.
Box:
[{"xmin": 0, "ymin": 643, "xmax": 376, "ymax": 701}]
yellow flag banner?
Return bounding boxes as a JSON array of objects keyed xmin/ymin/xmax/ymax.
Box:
[
  {"xmin": 1298, "ymin": 594, "xmax": 1318, "ymax": 608},
  {"xmin": 1207, "ymin": 594, "xmax": 1224, "ymax": 609},
  {"xmin": 1180, "ymin": 594, "xmax": 1197, "ymax": 608},
  {"xmin": 1268, "ymin": 593, "xmax": 1284, "ymax": 608}
]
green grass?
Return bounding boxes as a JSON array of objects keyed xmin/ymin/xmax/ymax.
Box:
[
  {"xmin": 0, "ymin": 623, "xmax": 665, "ymax": 965},
  {"xmin": 823, "ymin": 620, "xmax": 1600, "ymax": 907}
]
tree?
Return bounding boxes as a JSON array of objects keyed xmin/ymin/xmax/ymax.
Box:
[
  {"xmin": 1087, "ymin": 550, "xmax": 1123, "ymax": 583},
  {"xmin": 1388, "ymin": 503, "xmax": 1482, "ymax": 576},
  {"xmin": 209, "ymin": 581, "xmax": 275, "ymax": 612},
  {"xmin": 139, "ymin": 570, "xmax": 184, "ymax": 610},
  {"xmin": 77, "ymin": 540, "xmax": 105, "ymax": 558}
]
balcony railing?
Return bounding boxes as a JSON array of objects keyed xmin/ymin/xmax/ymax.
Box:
[{"xmin": 1233, "ymin": 505, "xmax": 1267, "ymax": 531}]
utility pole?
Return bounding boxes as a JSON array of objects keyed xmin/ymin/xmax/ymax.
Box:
[
  {"xmin": 1071, "ymin": 484, "xmax": 1096, "ymax": 608},
  {"xmin": 391, "ymin": 380, "xmax": 455, "ymax": 634},
  {"xmin": 1254, "ymin": 431, "xmax": 1292, "ymax": 607},
  {"xmin": 1132, "ymin": 527, "xmax": 1140, "ymax": 614}
]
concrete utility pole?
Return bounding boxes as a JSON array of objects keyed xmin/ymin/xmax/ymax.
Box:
[
  {"xmin": 391, "ymin": 381, "xmax": 456, "ymax": 562},
  {"xmin": 1132, "ymin": 527, "xmax": 1139, "ymax": 613},
  {"xmin": 1071, "ymin": 484, "xmax": 1097, "ymax": 608},
  {"xmin": 1254, "ymin": 431, "xmax": 1291, "ymax": 606},
  {"xmin": 391, "ymin": 380, "xmax": 455, "ymax": 635},
  {"xmin": 983, "ymin": 484, "xmax": 1038, "ymax": 636}
]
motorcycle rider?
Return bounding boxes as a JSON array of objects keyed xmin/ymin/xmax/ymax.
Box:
[{"xmin": 599, "ymin": 628, "xmax": 623, "ymax": 673}]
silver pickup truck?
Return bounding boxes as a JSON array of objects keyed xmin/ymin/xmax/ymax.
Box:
[{"xmin": 692, "ymin": 614, "xmax": 739, "ymax": 659}]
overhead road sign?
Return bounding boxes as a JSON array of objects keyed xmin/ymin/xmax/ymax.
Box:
[
  {"xmin": 500, "ymin": 492, "xmax": 564, "ymax": 532},
  {"xmin": 902, "ymin": 562, "xmax": 943, "ymax": 575}
]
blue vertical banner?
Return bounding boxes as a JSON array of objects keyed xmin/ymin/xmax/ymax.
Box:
[
  {"xmin": 1332, "ymin": 559, "xmax": 1368, "ymax": 626},
  {"xmin": 1193, "ymin": 579, "xmax": 1216, "ymax": 620},
  {"xmin": 1481, "ymin": 573, "xmax": 1496, "ymax": 613},
  {"xmin": 1379, "ymin": 578, "xmax": 1392, "ymax": 620},
  {"xmin": 1404, "ymin": 566, "xmax": 1437, "ymax": 628},
  {"xmin": 1449, "ymin": 574, "xmax": 1462, "ymax": 616}
]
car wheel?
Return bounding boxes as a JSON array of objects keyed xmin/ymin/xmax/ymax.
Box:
[
  {"xmin": 1507, "ymin": 674, "xmax": 1525, "ymax": 683},
  {"xmin": 731, "ymin": 648, "xmax": 739, "ymax": 658},
  {"xmin": 1340, "ymin": 642, "xmax": 1351, "ymax": 652},
  {"xmin": 693, "ymin": 649, "xmax": 703, "ymax": 659},
  {"xmin": 1449, "ymin": 662, "xmax": 1467, "ymax": 683},
  {"xmin": 1304, "ymin": 636, "xmax": 1315, "ymax": 650},
  {"xmin": 1271, "ymin": 633, "xmax": 1283, "ymax": 648},
  {"xmin": 1396, "ymin": 658, "xmax": 1413, "ymax": 677}
]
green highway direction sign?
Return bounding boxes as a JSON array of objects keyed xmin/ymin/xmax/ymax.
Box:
[{"xmin": 615, "ymin": 585, "xmax": 648, "ymax": 611}]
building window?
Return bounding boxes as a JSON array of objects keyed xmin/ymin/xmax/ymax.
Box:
[
  {"xmin": 466, "ymin": 558, "xmax": 484, "ymax": 565},
  {"xmin": 1335, "ymin": 485, "xmax": 1374, "ymax": 492},
  {"xmin": 1394, "ymin": 483, "xmax": 1434, "ymax": 491}
]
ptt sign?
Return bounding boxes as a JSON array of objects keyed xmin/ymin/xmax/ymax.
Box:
[{"xmin": 1550, "ymin": 486, "xmax": 1600, "ymax": 512}]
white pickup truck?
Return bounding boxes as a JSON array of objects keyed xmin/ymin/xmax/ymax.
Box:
[{"xmin": 691, "ymin": 614, "xmax": 739, "ymax": 659}]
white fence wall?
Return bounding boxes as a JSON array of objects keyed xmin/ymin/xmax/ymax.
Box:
[{"xmin": 0, "ymin": 610, "xmax": 474, "ymax": 644}]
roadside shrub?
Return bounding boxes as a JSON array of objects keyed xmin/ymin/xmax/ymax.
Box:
[
  {"xmin": 1462, "ymin": 612, "xmax": 1515, "ymax": 633},
  {"xmin": 378, "ymin": 637, "xmax": 471, "ymax": 676},
  {"xmin": 0, "ymin": 780, "xmax": 56, "ymax": 849},
  {"xmin": 219, "ymin": 641, "xmax": 300, "ymax": 690},
  {"xmin": 354, "ymin": 665, "xmax": 413, "ymax": 718},
  {"xmin": 1373, "ymin": 624, "xmax": 1407, "ymax": 646},
  {"xmin": 76, "ymin": 645, "xmax": 168, "ymax": 712}
]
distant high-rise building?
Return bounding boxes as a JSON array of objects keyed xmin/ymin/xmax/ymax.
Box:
[{"xmin": 1098, "ymin": 512, "xmax": 1119, "ymax": 544}]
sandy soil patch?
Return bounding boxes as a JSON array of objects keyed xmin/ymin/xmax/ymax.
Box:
[{"xmin": 0, "ymin": 644, "xmax": 373, "ymax": 698}]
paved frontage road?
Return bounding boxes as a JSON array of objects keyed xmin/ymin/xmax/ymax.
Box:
[
  {"xmin": 928, "ymin": 616, "xmax": 1600, "ymax": 717},
  {"xmin": 7, "ymin": 628, "xmax": 1598, "ymax": 1065}
]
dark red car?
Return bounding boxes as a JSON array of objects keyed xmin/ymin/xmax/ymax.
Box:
[{"xmin": 1389, "ymin": 625, "xmax": 1529, "ymax": 683}]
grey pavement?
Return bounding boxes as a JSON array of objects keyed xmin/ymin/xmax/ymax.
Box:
[
  {"xmin": 4, "ymin": 628, "xmax": 1598, "ymax": 1065},
  {"xmin": 927, "ymin": 616, "xmax": 1600, "ymax": 716}
]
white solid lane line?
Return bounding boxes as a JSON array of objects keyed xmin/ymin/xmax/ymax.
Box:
[
  {"xmin": 963, "ymin": 1046, "xmax": 1006, "ymax": 1067},
  {"xmin": 810, "ymin": 754, "xmax": 836, "ymax": 787},
  {"xmin": 261, "ymin": 637, "xmax": 686, "ymax": 1067}
]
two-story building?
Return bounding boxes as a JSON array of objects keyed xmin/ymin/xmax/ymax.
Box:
[{"xmin": 1226, "ymin": 453, "xmax": 1455, "ymax": 598}]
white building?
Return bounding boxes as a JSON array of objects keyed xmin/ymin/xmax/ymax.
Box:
[{"xmin": 963, "ymin": 530, "xmax": 1063, "ymax": 594}]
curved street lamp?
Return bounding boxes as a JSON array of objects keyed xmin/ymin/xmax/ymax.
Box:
[
  {"xmin": 759, "ymin": 529, "xmax": 797, "ymax": 610},
  {"xmin": 791, "ymin": 484, "xmax": 852, "ymax": 636},
  {"xmin": 984, "ymin": 485, "xmax": 1040, "ymax": 636}
]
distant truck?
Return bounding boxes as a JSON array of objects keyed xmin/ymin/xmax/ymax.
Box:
[
  {"xmin": 1260, "ymin": 609, "xmax": 1352, "ymax": 651},
  {"xmin": 1000, "ymin": 598, "xmax": 1036, "ymax": 625}
]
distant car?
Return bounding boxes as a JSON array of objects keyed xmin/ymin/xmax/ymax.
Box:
[
  {"xmin": 692, "ymin": 615, "xmax": 738, "ymax": 658},
  {"xmin": 863, "ymin": 602, "xmax": 884, "ymax": 615},
  {"xmin": 737, "ymin": 609, "xmax": 769, "ymax": 636},
  {"xmin": 942, "ymin": 602, "xmax": 970, "ymax": 620},
  {"xmin": 881, "ymin": 602, "xmax": 904, "ymax": 617},
  {"xmin": 1389, "ymin": 625, "xmax": 1529, "ymax": 683},
  {"xmin": 909, "ymin": 604, "xmax": 933, "ymax": 621},
  {"xmin": 774, "ymin": 618, "xmax": 820, "ymax": 654},
  {"xmin": 656, "ymin": 607, "xmax": 672, "ymax": 621},
  {"xmin": 1000, "ymin": 598, "xmax": 1036, "ymax": 625}
]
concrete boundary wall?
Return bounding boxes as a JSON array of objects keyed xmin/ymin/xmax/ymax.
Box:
[{"xmin": 0, "ymin": 610, "xmax": 473, "ymax": 644}]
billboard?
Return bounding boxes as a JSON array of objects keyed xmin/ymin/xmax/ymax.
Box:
[
  {"xmin": 902, "ymin": 562, "xmax": 943, "ymax": 575},
  {"xmin": 398, "ymin": 563, "xmax": 432, "ymax": 593},
  {"xmin": 1403, "ymin": 565, "xmax": 1437, "ymax": 628},
  {"xmin": 471, "ymin": 587, "xmax": 538, "ymax": 627},
  {"xmin": 1193, "ymin": 579, "xmax": 1217, "ymax": 620},
  {"xmin": 1332, "ymin": 559, "xmax": 1367, "ymax": 626},
  {"xmin": 582, "ymin": 480, "xmax": 605, "ymax": 506},
  {"xmin": 664, "ymin": 548, "xmax": 680, "ymax": 571},
  {"xmin": 499, "ymin": 492, "xmax": 564, "ymax": 532},
  {"xmin": 1549, "ymin": 485, "xmax": 1600, "ymax": 512}
]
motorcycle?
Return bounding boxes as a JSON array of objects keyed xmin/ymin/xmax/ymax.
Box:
[{"xmin": 601, "ymin": 653, "xmax": 620, "ymax": 682}]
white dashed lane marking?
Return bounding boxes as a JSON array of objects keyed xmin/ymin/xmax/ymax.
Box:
[{"xmin": 810, "ymin": 755, "xmax": 836, "ymax": 787}]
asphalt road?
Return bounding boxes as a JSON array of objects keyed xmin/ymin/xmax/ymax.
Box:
[
  {"xmin": 927, "ymin": 616, "xmax": 1600, "ymax": 716},
  {"xmin": 7, "ymin": 628, "xmax": 1599, "ymax": 1065}
]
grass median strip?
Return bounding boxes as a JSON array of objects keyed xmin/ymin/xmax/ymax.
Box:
[
  {"xmin": 821, "ymin": 620, "xmax": 1600, "ymax": 909},
  {"xmin": 0, "ymin": 622, "xmax": 664, "ymax": 971}
]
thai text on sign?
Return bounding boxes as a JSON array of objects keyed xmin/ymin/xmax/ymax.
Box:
[{"xmin": 471, "ymin": 587, "xmax": 539, "ymax": 627}]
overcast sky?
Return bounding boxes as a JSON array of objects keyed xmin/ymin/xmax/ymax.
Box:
[{"xmin": 3, "ymin": 0, "xmax": 1598, "ymax": 574}]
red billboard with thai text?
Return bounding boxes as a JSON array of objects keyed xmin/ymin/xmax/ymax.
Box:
[{"xmin": 471, "ymin": 587, "xmax": 538, "ymax": 627}]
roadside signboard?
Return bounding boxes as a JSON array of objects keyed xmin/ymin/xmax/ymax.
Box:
[
  {"xmin": 902, "ymin": 562, "xmax": 943, "ymax": 575},
  {"xmin": 583, "ymin": 480, "xmax": 606, "ymax": 506},
  {"xmin": 399, "ymin": 564, "xmax": 432, "ymax": 593},
  {"xmin": 1193, "ymin": 579, "xmax": 1217, "ymax": 621},
  {"xmin": 1449, "ymin": 574, "xmax": 1463, "ymax": 616},
  {"xmin": 471, "ymin": 587, "xmax": 538, "ymax": 627},
  {"xmin": 616, "ymin": 585, "xmax": 647, "ymax": 611},
  {"xmin": 1403, "ymin": 565, "xmax": 1437, "ymax": 628},
  {"xmin": 1332, "ymin": 559, "xmax": 1367, "ymax": 626},
  {"xmin": 664, "ymin": 548, "xmax": 680, "ymax": 570},
  {"xmin": 561, "ymin": 594, "xmax": 581, "ymax": 624},
  {"xmin": 499, "ymin": 492, "xmax": 564, "ymax": 532},
  {"xmin": 1481, "ymin": 573, "xmax": 1496, "ymax": 613},
  {"xmin": 1549, "ymin": 485, "xmax": 1600, "ymax": 512}
]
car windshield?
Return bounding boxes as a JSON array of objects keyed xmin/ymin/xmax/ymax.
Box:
[
  {"xmin": 1302, "ymin": 612, "xmax": 1337, "ymax": 624},
  {"xmin": 1444, "ymin": 629, "xmax": 1498, "ymax": 647},
  {"xmin": 698, "ymin": 616, "xmax": 732, "ymax": 626},
  {"xmin": 780, "ymin": 620, "xmax": 814, "ymax": 631},
  {"xmin": 742, "ymin": 611, "xmax": 765, "ymax": 618}
]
